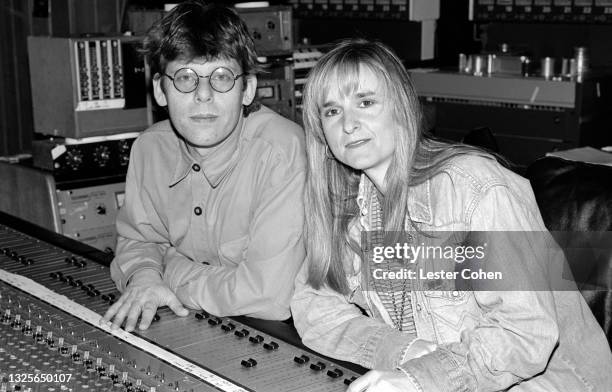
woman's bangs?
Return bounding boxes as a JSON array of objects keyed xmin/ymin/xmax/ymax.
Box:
[{"xmin": 315, "ymin": 60, "xmax": 361, "ymax": 111}]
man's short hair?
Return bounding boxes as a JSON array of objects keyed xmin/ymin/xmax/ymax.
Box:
[{"xmin": 143, "ymin": 1, "xmax": 262, "ymax": 77}]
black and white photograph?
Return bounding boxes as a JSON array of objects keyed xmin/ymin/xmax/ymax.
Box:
[{"xmin": 1, "ymin": 0, "xmax": 612, "ymax": 391}]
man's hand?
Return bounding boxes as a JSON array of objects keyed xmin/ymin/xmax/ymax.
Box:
[
  {"xmin": 101, "ymin": 270, "xmax": 188, "ymax": 332},
  {"xmin": 347, "ymin": 370, "xmax": 420, "ymax": 392}
]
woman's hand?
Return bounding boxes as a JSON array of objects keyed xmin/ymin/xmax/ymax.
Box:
[{"xmin": 347, "ymin": 370, "xmax": 420, "ymax": 392}]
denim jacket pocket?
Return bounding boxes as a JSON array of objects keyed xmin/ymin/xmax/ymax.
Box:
[
  {"xmin": 423, "ymin": 290, "xmax": 468, "ymax": 301},
  {"xmin": 423, "ymin": 291, "xmax": 477, "ymax": 343}
]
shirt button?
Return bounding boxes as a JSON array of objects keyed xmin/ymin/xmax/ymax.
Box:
[
  {"xmin": 194, "ymin": 206, "xmax": 202, "ymax": 216},
  {"xmin": 192, "ymin": 163, "xmax": 201, "ymax": 172},
  {"xmin": 452, "ymin": 291, "xmax": 459, "ymax": 297},
  {"xmin": 416, "ymin": 303, "xmax": 422, "ymax": 311}
]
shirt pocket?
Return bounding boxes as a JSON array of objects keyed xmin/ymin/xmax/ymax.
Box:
[
  {"xmin": 423, "ymin": 290, "xmax": 477, "ymax": 343},
  {"xmin": 219, "ymin": 235, "xmax": 249, "ymax": 266}
]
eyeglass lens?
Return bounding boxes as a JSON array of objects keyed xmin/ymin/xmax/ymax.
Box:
[{"xmin": 172, "ymin": 67, "xmax": 239, "ymax": 93}]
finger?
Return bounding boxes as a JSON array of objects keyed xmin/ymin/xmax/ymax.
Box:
[
  {"xmin": 109, "ymin": 298, "xmax": 133, "ymax": 331},
  {"xmin": 167, "ymin": 295, "xmax": 188, "ymax": 317},
  {"xmin": 124, "ymin": 302, "xmax": 143, "ymax": 332},
  {"xmin": 139, "ymin": 302, "xmax": 158, "ymax": 330},
  {"xmin": 102, "ymin": 294, "xmax": 126, "ymax": 323}
]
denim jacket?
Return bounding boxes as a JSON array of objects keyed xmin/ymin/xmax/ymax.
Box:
[{"xmin": 291, "ymin": 155, "xmax": 612, "ymax": 391}]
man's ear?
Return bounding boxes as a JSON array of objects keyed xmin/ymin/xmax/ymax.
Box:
[
  {"xmin": 153, "ymin": 74, "xmax": 168, "ymax": 107},
  {"xmin": 242, "ymin": 74, "xmax": 257, "ymax": 106}
]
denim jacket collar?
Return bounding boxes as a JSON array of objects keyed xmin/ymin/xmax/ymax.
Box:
[{"xmin": 356, "ymin": 174, "xmax": 433, "ymax": 228}]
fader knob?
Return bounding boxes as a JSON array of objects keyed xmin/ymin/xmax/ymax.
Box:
[
  {"xmin": 248, "ymin": 335, "xmax": 264, "ymax": 344},
  {"xmin": 195, "ymin": 312, "xmax": 206, "ymax": 320},
  {"xmin": 46, "ymin": 331, "xmax": 54, "ymax": 348},
  {"xmin": 207, "ymin": 317, "xmax": 221, "ymax": 326},
  {"xmin": 310, "ymin": 361, "xmax": 326, "ymax": 371},
  {"xmin": 11, "ymin": 314, "xmax": 22, "ymax": 330},
  {"xmin": 263, "ymin": 341, "xmax": 279, "ymax": 350},
  {"xmin": 294, "ymin": 354, "xmax": 309, "ymax": 364},
  {"xmin": 344, "ymin": 376, "xmax": 358, "ymax": 385},
  {"xmin": 22, "ymin": 320, "xmax": 32, "ymax": 335},
  {"xmin": 34, "ymin": 326, "xmax": 44, "ymax": 343},
  {"xmin": 240, "ymin": 358, "xmax": 257, "ymax": 368},
  {"xmin": 1, "ymin": 309, "xmax": 10, "ymax": 324},
  {"xmin": 71, "ymin": 345, "xmax": 81, "ymax": 362}
]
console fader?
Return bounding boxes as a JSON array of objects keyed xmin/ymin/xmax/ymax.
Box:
[{"xmin": 0, "ymin": 216, "xmax": 362, "ymax": 392}]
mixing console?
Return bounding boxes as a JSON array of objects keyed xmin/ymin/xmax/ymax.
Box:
[{"xmin": 0, "ymin": 215, "xmax": 362, "ymax": 391}]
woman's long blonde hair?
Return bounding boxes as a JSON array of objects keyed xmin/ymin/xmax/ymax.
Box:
[{"xmin": 303, "ymin": 39, "xmax": 495, "ymax": 293}]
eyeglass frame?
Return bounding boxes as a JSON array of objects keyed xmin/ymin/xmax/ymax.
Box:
[{"xmin": 162, "ymin": 66, "xmax": 247, "ymax": 94}]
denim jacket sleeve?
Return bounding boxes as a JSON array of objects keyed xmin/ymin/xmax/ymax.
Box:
[
  {"xmin": 400, "ymin": 184, "xmax": 561, "ymax": 392},
  {"xmin": 291, "ymin": 262, "xmax": 418, "ymax": 370}
]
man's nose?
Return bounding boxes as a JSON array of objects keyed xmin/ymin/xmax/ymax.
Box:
[{"xmin": 194, "ymin": 78, "xmax": 213, "ymax": 102}]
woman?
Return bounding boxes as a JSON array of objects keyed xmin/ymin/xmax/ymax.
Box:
[{"xmin": 291, "ymin": 39, "xmax": 612, "ymax": 391}]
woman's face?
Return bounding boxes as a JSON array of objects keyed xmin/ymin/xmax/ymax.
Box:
[{"xmin": 320, "ymin": 65, "xmax": 398, "ymax": 191}]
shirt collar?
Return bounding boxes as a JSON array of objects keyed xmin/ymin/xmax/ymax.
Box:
[
  {"xmin": 169, "ymin": 115, "xmax": 246, "ymax": 188},
  {"xmin": 357, "ymin": 173, "xmax": 433, "ymax": 225}
]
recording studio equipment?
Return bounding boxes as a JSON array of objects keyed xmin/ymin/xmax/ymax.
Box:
[
  {"xmin": 0, "ymin": 162, "xmax": 125, "ymax": 253},
  {"xmin": 257, "ymin": 60, "xmax": 297, "ymax": 121},
  {"xmin": 289, "ymin": 0, "xmax": 438, "ymax": 62},
  {"xmin": 27, "ymin": 36, "xmax": 150, "ymax": 139},
  {"xmin": 470, "ymin": 0, "xmax": 612, "ymax": 24},
  {"xmin": 31, "ymin": 134, "xmax": 137, "ymax": 183},
  {"xmin": 293, "ymin": 47, "xmax": 325, "ymax": 120},
  {"xmin": 30, "ymin": 0, "xmax": 123, "ymax": 36},
  {"xmin": 0, "ymin": 211, "xmax": 363, "ymax": 391},
  {"xmin": 288, "ymin": 0, "xmax": 438, "ymax": 20},
  {"xmin": 236, "ymin": 5, "xmax": 296, "ymax": 120},
  {"xmin": 236, "ymin": 6, "xmax": 293, "ymax": 56},
  {"xmin": 409, "ymin": 62, "xmax": 612, "ymax": 167}
]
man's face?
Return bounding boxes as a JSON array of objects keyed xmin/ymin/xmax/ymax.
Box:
[{"xmin": 153, "ymin": 57, "xmax": 256, "ymax": 155}]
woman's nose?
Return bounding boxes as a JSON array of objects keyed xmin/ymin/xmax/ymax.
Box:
[{"xmin": 342, "ymin": 112, "xmax": 359, "ymax": 134}]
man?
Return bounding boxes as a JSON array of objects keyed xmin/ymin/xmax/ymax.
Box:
[{"xmin": 102, "ymin": 1, "xmax": 305, "ymax": 332}]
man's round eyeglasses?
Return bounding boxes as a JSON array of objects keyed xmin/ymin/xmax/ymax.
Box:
[{"xmin": 163, "ymin": 67, "xmax": 246, "ymax": 94}]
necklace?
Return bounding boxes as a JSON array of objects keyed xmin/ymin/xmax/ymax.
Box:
[{"xmin": 367, "ymin": 193, "xmax": 413, "ymax": 332}]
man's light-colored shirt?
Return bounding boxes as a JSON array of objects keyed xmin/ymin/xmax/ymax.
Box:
[{"xmin": 111, "ymin": 106, "xmax": 306, "ymax": 320}]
